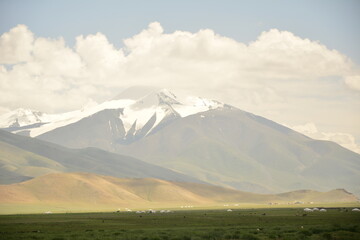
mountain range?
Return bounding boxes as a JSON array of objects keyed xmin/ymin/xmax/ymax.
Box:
[{"xmin": 1, "ymin": 87, "xmax": 359, "ymax": 198}]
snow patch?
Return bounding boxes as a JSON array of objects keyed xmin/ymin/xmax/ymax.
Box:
[
  {"xmin": 28, "ymin": 99, "xmax": 134, "ymax": 137},
  {"xmin": 173, "ymin": 96, "xmax": 224, "ymax": 117},
  {"xmin": 0, "ymin": 108, "xmax": 46, "ymax": 128},
  {"xmin": 108, "ymin": 120, "xmax": 112, "ymax": 132},
  {"xmin": 121, "ymin": 106, "xmax": 156, "ymax": 133}
]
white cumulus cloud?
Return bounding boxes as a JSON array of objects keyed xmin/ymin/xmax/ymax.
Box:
[
  {"xmin": 291, "ymin": 122, "xmax": 360, "ymax": 154},
  {"xmin": 344, "ymin": 75, "xmax": 360, "ymax": 91},
  {"xmin": 75, "ymin": 32, "xmax": 125, "ymax": 83},
  {"xmin": 0, "ymin": 24, "xmax": 34, "ymax": 64},
  {"xmin": 0, "ymin": 22, "xmax": 359, "ymax": 146}
]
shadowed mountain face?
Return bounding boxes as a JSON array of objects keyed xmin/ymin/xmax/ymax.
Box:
[
  {"xmin": 37, "ymin": 109, "xmax": 126, "ymax": 152},
  {"xmin": 1, "ymin": 88, "xmax": 359, "ymax": 196},
  {"xmin": 0, "ymin": 130, "xmax": 203, "ymax": 185},
  {"xmin": 0, "ymin": 172, "xmax": 357, "ymax": 210}
]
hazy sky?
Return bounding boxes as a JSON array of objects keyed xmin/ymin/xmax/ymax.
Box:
[{"xmin": 0, "ymin": 0, "xmax": 359, "ymax": 153}]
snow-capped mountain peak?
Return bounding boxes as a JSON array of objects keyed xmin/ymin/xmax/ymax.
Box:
[
  {"xmin": 0, "ymin": 88, "xmax": 226, "ymax": 142},
  {"xmin": 120, "ymin": 89, "xmax": 181, "ymax": 134},
  {"xmin": 157, "ymin": 89, "xmax": 181, "ymax": 105},
  {"xmin": 130, "ymin": 88, "xmax": 181, "ymax": 110},
  {"xmin": 173, "ymin": 96, "xmax": 225, "ymax": 118}
]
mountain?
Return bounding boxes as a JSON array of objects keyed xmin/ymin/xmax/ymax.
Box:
[
  {"xmin": 35, "ymin": 88, "xmax": 224, "ymax": 148},
  {"xmin": 2, "ymin": 88, "xmax": 224, "ymax": 147},
  {"xmin": 0, "ymin": 130, "xmax": 202, "ymax": 184},
  {"xmin": 1, "ymin": 87, "xmax": 359, "ymax": 196},
  {"xmin": 0, "ymin": 172, "xmax": 357, "ymax": 214},
  {"xmin": 0, "ymin": 139, "xmax": 64, "ymax": 184},
  {"xmin": 115, "ymin": 108, "xmax": 360, "ymax": 196},
  {"xmin": 0, "ymin": 108, "xmax": 48, "ymax": 130}
]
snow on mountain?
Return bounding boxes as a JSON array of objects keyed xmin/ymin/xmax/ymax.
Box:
[
  {"xmin": 118, "ymin": 89, "xmax": 224, "ymax": 137},
  {"xmin": 174, "ymin": 96, "xmax": 224, "ymax": 118},
  {"xmin": 28, "ymin": 99, "xmax": 134, "ymax": 137},
  {"xmin": 0, "ymin": 108, "xmax": 47, "ymax": 128},
  {"xmin": 0, "ymin": 88, "xmax": 226, "ymax": 139},
  {"xmin": 120, "ymin": 89, "xmax": 180, "ymax": 135}
]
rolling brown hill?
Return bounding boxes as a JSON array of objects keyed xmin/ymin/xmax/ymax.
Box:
[{"xmin": 0, "ymin": 172, "xmax": 358, "ymax": 214}]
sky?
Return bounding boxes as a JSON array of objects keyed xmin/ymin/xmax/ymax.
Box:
[{"xmin": 0, "ymin": 0, "xmax": 359, "ymax": 153}]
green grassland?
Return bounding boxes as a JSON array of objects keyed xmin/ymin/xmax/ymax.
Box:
[{"xmin": 1, "ymin": 208, "xmax": 359, "ymax": 240}]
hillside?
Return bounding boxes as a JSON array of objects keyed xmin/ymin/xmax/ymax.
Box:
[
  {"xmin": 0, "ymin": 130, "xmax": 202, "ymax": 184},
  {"xmin": 115, "ymin": 108, "xmax": 360, "ymax": 195},
  {"xmin": 1, "ymin": 88, "xmax": 360, "ymax": 196},
  {"xmin": 0, "ymin": 141, "xmax": 64, "ymax": 184},
  {"xmin": 0, "ymin": 172, "xmax": 357, "ymax": 214}
]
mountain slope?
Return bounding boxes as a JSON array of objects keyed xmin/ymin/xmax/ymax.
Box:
[
  {"xmin": 0, "ymin": 172, "xmax": 357, "ymax": 213},
  {"xmin": 114, "ymin": 108, "xmax": 360, "ymax": 195},
  {"xmin": 1, "ymin": 88, "xmax": 359, "ymax": 197},
  {"xmin": 0, "ymin": 140, "xmax": 65, "ymax": 184},
  {"xmin": 37, "ymin": 109, "xmax": 125, "ymax": 152},
  {"xmin": 0, "ymin": 130, "xmax": 202, "ymax": 184}
]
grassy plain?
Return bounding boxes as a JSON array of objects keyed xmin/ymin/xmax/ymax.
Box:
[{"xmin": 0, "ymin": 207, "xmax": 360, "ymax": 240}]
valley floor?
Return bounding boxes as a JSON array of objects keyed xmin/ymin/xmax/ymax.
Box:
[{"xmin": 1, "ymin": 207, "xmax": 360, "ymax": 240}]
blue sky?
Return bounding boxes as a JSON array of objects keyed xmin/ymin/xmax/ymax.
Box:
[{"xmin": 1, "ymin": 0, "xmax": 359, "ymax": 63}]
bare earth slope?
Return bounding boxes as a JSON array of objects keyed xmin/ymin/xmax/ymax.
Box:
[{"xmin": 0, "ymin": 172, "xmax": 357, "ymax": 214}]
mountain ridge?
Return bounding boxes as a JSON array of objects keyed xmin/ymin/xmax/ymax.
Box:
[
  {"xmin": 0, "ymin": 129, "xmax": 203, "ymax": 185},
  {"xmin": 1, "ymin": 87, "xmax": 359, "ymax": 196},
  {"xmin": 114, "ymin": 107, "xmax": 360, "ymax": 195},
  {"xmin": 1, "ymin": 88, "xmax": 225, "ymax": 142}
]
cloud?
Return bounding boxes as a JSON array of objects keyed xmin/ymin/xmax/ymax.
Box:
[
  {"xmin": 122, "ymin": 26, "xmax": 353, "ymax": 84},
  {"xmin": 0, "ymin": 29, "xmax": 88, "ymax": 112},
  {"xmin": 291, "ymin": 122, "xmax": 318, "ymax": 135},
  {"xmin": 247, "ymin": 29, "xmax": 353, "ymax": 79},
  {"xmin": 0, "ymin": 24, "xmax": 34, "ymax": 64},
  {"xmin": 0, "ymin": 22, "xmax": 356, "ymax": 110},
  {"xmin": 75, "ymin": 32, "xmax": 125, "ymax": 83},
  {"xmin": 0, "ymin": 22, "xmax": 359, "ymax": 146},
  {"xmin": 291, "ymin": 122, "xmax": 360, "ymax": 154},
  {"xmin": 344, "ymin": 75, "xmax": 360, "ymax": 91}
]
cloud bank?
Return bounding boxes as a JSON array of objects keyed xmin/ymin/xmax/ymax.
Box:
[
  {"xmin": 291, "ymin": 122, "xmax": 360, "ymax": 154},
  {"xmin": 1, "ymin": 22, "xmax": 358, "ymax": 110},
  {"xmin": 0, "ymin": 22, "xmax": 359, "ymax": 152}
]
